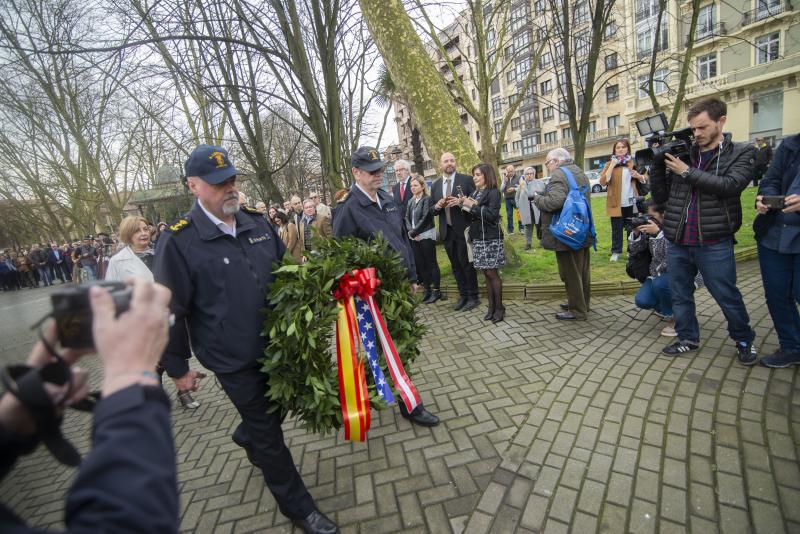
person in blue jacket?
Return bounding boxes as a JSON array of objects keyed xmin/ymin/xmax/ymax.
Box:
[
  {"xmin": 333, "ymin": 146, "xmax": 440, "ymax": 428},
  {"xmin": 754, "ymin": 133, "xmax": 800, "ymax": 368},
  {"xmin": 0, "ymin": 278, "xmax": 178, "ymax": 533},
  {"xmin": 152, "ymin": 145, "xmax": 337, "ymax": 534}
]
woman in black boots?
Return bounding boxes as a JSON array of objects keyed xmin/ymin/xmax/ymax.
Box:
[
  {"xmin": 460, "ymin": 164, "xmax": 506, "ymax": 322},
  {"xmin": 405, "ymin": 174, "xmax": 442, "ymax": 303}
]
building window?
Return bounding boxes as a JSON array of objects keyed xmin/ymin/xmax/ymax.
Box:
[
  {"xmin": 533, "ymin": 0, "xmax": 545, "ymax": 14},
  {"xmin": 543, "ymin": 106, "xmax": 554, "ymax": 121},
  {"xmin": 606, "ymin": 84, "xmax": 619, "ymax": 102},
  {"xmin": 574, "ymin": 2, "xmax": 589, "ymax": 24},
  {"xmin": 510, "ymin": 4, "xmax": 530, "ymax": 32},
  {"xmin": 516, "ymin": 57, "xmax": 532, "ymax": 79},
  {"xmin": 605, "ymin": 53, "xmax": 618, "ymax": 71},
  {"xmin": 637, "ymin": 23, "xmax": 668, "ymax": 58},
  {"xmin": 544, "ymin": 131, "xmax": 557, "ymax": 144},
  {"xmin": 696, "ymin": 4, "xmax": 716, "ymax": 41},
  {"xmin": 512, "ymin": 140, "xmax": 522, "ymax": 152},
  {"xmin": 755, "ymin": 32, "xmax": 780, "ymax": 64},
  {"xmin": 538, "ymin": 52, "xmax": 552, "ymax": 70},
  {"xmin": 562, "ymin": 127, "xmax": 572, "ymax": 140},
  {"xmin": 507, "ymin": 70, "xmax": 516, "ymax": 85},
  {"xmin": 697, "ymin": 53, "xmax": 717, "ymax": 80},
  {"xmin": 635, "ymin": 0, "xmax": 659, "ymax": 22},
  {"xmin": 575, "ymin": 31, "xmax": 591, "ymax": 57},
  {"xmin": 540, "ymin": 79, "xmax": 552, "ymax": 94},
  {"xmin": 608, "ymin": 114, "xmax": 620, "ymax": 131},
  {"xmin": 521, "ymin": 109, "xmax": 538, "ymax": 130},
  {"xmin": 511, "ymin": 117, "xmax": 521, "ymax": 130},
  {"xmin": 757, "ymin": 0, "xmax": 782, "ymax": 20},
  {"xmin": 494, "ymin": 120, "xmax": 502, "ymax": 137},
  {"xmin": 491, "ymin": 77, "xmax": 500, "ymax": 95},
  {"xmin": 504, "ymin": 46, "xmax": 514, "ymax": 59},
  {"xmin": 587, "ymin": 121, "xmax": 597, "ymax": 133},
  {"xmin": 522, "ymin": 135, "xmax": 537, "ymax": 155},
  {"xmin": 487, "ymin": 29, "xmax": 496, "ymax": 49},
  {"xmin": 557, "ymin": 70, "xmax": 567, "ymax": 86},
  {"xmin": 492, "ymin": 97, "xmax": 503, "ymax": 117},
  {"xmin": 604, "ymin": 19, "xmax": 618, "ymax": 38},
  {"xmin": 514, "ymin": 31, "xmax": 531, "ymax": 54},
  {"xmin": 637, "ymin": 68, "xmax": 669, "ymax": 98},
  {"xmin": 559, "ymin": 100, "xmax": 568, "ymax": 121},
  {"xmin": 577, "ymin": 62, "xmax": 589, "ymax": 86}
]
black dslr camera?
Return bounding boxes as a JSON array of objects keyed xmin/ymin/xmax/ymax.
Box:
[
  {"xmin": 630, "ymin": 215, "xmax": 651, "ymax": 228},
  {"xmin": 633, "ymin": 112, "xmax": 694, "ymax": 168},
  {"xmin": 52, "ymin": 281, "xmax": 132, "ymax": 349}
]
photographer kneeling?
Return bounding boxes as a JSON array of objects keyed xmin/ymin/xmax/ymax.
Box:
[
  {"xmin": 0, "ymin": 279, "xmax": 178, "ymax": 532},
  {"xmin": 629, "ymin": 203, "xmax": 703, "ymax": 337}
]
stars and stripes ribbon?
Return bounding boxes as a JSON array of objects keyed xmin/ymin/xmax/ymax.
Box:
[{"xmin": 332, "ymin": 267, "xmax": 421, "ymax": 441}]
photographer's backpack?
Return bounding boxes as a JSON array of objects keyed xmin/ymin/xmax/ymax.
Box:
[{"xmin": 550, "ymin": 168, "xmax": 597, "ymax": 250}]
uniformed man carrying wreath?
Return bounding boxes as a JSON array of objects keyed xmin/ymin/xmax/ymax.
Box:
[
  {"xmin": 333, "ymin": 146, "xmax": 440, "ymax": 427},
  {"xmin": 153, "ymin": 145, "xmax": 338, "ymax": 534}
]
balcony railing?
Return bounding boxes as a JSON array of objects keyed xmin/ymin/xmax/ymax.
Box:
[
  {"xmin": 742, "ymin": 0, "xmax": 793, "ymax": 25},
  {"xmin": 691, "ymin": 22, "xmax": 727, "ymax": 44},
  {"xmin": 586, "ymin": 126, "xmax": 629, "ymax": 143}
]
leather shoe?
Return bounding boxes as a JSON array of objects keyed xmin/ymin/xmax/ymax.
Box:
[
  {"xmin": 453, "ymin": 296, "xmax": 468, "ymax": 311},
  {"xmin": 424, "ymin": 290, "xmax": 442, "ymax": 304},
  {"xmin": 560, "ymin": 302, "xmax": 569, "ymax": 311},
  {"xmin": 556, "ymin": 311, "xmax": 584, "ymax": 321},
  {"xmin": 400, "ymin": 407, "xmax": 440, "ymax": 427},
  {"xmin": 461, "ymin": 298, "xmax": 480, "ymax": 311},
  {"xmin": 232, "ymin": 433, "xmax": 261, "ymax": 468},
  {"xmin": 292, "ymin": 510, "xmax": 339, "ymax": 534}
]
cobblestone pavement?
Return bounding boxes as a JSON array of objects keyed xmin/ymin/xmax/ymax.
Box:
[{"xmin": 1, "ymin": 261, "xmax": 798, "ymax": 533}]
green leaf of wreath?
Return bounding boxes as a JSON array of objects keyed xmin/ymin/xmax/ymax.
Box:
[{"xmin": 260, "ymin": 235, "xmax": 426, "ymax": 435}]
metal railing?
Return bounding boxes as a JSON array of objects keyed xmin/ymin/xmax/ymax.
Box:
[
  {"xmin": 742, "ymin": 0, "xmax": 793, "ymax": 25},
  {"xmin": 692, "ymin": 21, "xmax": 727, "ymax": 44}
]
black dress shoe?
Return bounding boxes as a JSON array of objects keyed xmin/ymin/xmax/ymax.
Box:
[
  {"xmin": 453, "ymin": 296, "xmax": 468, "ymax": 311},
  {"xmin": 425, "ymin": 290, "xmax": 442, "ymax": 304},
  {"xmin": 492, "ymin": 307, "xmax": 505, "ymax": 323},
  {"xmin": 556, "ymin": 311, "xmax": 584, "ymax": 321},
  {"xmin": 232, "ymin": 433, "xmax": 262, "ymax": 468},
  {"xmin": 292, "ymin": 510, "xmax": 339, "ymax": 534},
  {"xmin": 422, "ymin": 288, "xmax": 432, "ymax": 302},
  {"xmin": 483, "ymin": 309, "xmax": 494, "ymax": 321},
  {"xmin": 560, "ymin": 302, "xmax": 569, "ymax": 311},
  {"xmin": 400, "ymin": 407, "xmax": 440, "ymax": 427},
  {"xmin": 461, "ymin": 298, "xmax": 480, "ymax": 311}
]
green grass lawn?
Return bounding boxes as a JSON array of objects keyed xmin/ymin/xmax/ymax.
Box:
[{"xmin": 436, "ymin": 187, "xmax": 759, "ymax": 286}]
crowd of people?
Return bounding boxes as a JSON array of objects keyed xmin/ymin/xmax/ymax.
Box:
[{"xmin": 0, "ymin": 96, "xmax": 797, "ymax": 534}]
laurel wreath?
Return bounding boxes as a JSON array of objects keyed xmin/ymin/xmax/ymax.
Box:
[{"xmin": 260, "ymin": 236, "xmax": 426, "ymax": 435}]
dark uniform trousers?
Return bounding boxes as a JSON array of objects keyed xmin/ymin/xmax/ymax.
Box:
[
  {"xmin": 217, "ymin": 367, "xmax": 314, "ymax": 519},
  {"xmin": 556, "ymin": 248, "xmax": 591, "ymax": 318}
]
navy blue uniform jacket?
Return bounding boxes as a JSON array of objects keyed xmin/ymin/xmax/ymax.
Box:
[
  {"xmin": 153, "ymin": 202, "xmax": 286, "ymax": 378},
  {"xmin": 0, "ymin": 386, "xmax": 177, "ymax": 533},
  {"xmin": 333, "ymin": 185, "xmax": 417, "ymax": 281}
]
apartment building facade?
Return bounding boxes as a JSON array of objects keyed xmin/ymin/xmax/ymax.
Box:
[{"xmin": 392, "ymin": 0, "xmax": 799, "ymax": 177}]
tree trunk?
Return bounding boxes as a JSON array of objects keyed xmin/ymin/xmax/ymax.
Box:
[
  {"xmin": 358, "ymin": 0, "xmax": 479, "ymax": 171},
  {"xmin": 411, "ymin": 127, "xmax": 424, "ymax": 175}
]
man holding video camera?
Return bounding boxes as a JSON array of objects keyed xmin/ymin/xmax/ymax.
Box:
[{"xmin": 650, "ymin": 97, "xmax": 757, "ymax": 363}]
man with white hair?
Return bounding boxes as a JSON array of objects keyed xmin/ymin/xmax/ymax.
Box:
[
  {"xmin": 532, "ymin": 148, "xmax": 594, "ymax": 320},
  {"xmin": 238, "ymin": 191, "xmax": 248, "ymax": 207},
  {"xmin": 309, "ymin": 192, "xmax": 331, "ymax": 219},
  {"xmin": 392, "ymin": 160, "xmax": 414, "ymax": 230}
]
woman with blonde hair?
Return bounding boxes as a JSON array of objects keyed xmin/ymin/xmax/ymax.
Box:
[
  {"xmin": 405, "ymin": 174, "xmax": 441, "ymax": 303},
  {"xmin": 105, "ymin": 216, "xmax": 154, "ymax": 282}
]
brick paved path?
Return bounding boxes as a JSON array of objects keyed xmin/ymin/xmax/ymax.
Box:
[{"xmin": 1, "ymin": 261, "xmax": 798, "ymax": 533}]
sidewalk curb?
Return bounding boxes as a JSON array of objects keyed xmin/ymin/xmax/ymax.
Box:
[{"xmin": 440, "ymin": 246, "xmax": 758, "ymax": 300}]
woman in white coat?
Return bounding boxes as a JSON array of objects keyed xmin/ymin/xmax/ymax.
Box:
[
  {"xmin": 515, "ymin": 167, "xmax": 547, "ymax": 250},
  {"xmin": 105, "ymin": 216, "xmax": 154, "ymax": 282},
  {"xmin": 106, "ymin": 216, "xmax": 202, "ymax": 409}
]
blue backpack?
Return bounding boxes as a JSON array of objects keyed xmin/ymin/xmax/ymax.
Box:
[{"xmin": 549, "ymin": 167, "xmax": 597, "ymax": 250}]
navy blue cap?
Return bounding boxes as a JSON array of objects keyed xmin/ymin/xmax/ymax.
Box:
[
  {"xmin": 350, "ymin": 146, "xmax": 386, "ymax": 172},
  {"xmin": 184, "ymin": 145, "xmax": 239, "ymax": 185}
]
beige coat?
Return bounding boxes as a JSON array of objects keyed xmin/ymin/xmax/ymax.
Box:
[
  {"xmin": 280, "ymin": 222, "xmax": 303, "ymax": 262},
  {"xmin": 298, "ymin": 215, "xmax": 332, "ymax": 251},
  {"xmin": 599, "ymin": 159, "xmax": 641, "ymax": 218}
]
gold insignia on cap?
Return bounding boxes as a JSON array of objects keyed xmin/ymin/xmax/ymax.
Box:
[
  {"xmin": 209, "ymin": 151, "xmax": 228, "ymax": 168},
  {"xmin": 369, "ymin": 149, "xmax": 379, "ymax": 161}
]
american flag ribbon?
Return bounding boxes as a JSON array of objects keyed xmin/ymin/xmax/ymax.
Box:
[{"xmin": 354, "ymin": 296, "xmax": 395, "ymax": 403}]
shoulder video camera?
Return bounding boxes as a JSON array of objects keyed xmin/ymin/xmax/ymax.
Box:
[
  {"xmin": 633, "ymin": 112, "xmax": 694, "ymax": 168},
  {"xmin": 52, "ymin": 281, "xmax": 132, "ymax": 349}
]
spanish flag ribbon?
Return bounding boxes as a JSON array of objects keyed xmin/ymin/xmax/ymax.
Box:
[{"xmin": 333, "ymin": 268, "xmax": 421, "ymax": 441}]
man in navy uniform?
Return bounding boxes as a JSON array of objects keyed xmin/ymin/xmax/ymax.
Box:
[
  {"xmin": 430, "ymin": 152, "xmax": 479, "ymax": 311},
  {"xmin": 153, "ymin": 145, "xmax": 337, "ymax": 534},
  {"xmin": 333, "ymin": 146, "xmax": 440, "ymax": 428}
]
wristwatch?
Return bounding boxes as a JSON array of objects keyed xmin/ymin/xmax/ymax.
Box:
[{"xmin": 680, "ymin": 168, "xmax": 691, "ymax": 179}]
